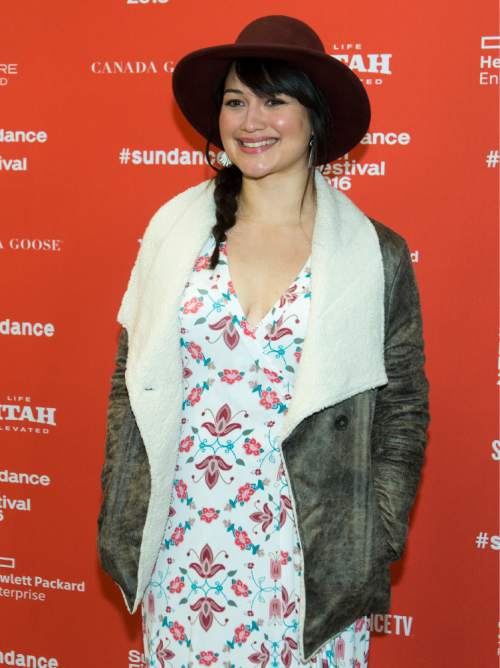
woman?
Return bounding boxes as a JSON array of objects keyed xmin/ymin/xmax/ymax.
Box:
[{"xmin": 97, "ymin": 15, "xmax": 430, "ymax": 668}]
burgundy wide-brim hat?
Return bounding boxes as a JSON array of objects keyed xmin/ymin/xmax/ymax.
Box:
[{"xmin": 172, "ymin": 15, "xmax": 371, "ymax": 163}]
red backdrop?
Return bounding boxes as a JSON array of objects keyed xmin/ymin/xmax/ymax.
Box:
[{"xmin": 1, "ymin": 1, "xmax": 499, "ymax": 666}]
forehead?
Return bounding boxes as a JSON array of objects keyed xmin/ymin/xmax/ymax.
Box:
[
  {"xmin": 223, "ymin": 66, "xmax": 248, "ymax": 90},
  {"xmin": 222, "ymin": 65, "xmax": 285, "ymax": 98}
]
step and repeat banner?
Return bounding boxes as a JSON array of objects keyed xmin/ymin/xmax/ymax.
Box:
[{"xmin": 1, "ymin": 1, "xmax": 499, "ymax": 666}]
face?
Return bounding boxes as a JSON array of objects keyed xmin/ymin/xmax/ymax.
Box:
[{"xmin": 218, "ymin": 64, "xmax": 313, "ymax": 179}]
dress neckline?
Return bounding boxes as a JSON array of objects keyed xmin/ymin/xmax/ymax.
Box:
[{"xmin": 219, "ymin": 239, "xmax": 311, "ymax": 333}]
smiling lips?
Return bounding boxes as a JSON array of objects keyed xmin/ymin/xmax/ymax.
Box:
[{"xmin": 237, "ymin": 137, "xmax": 279, "ymax": 154}]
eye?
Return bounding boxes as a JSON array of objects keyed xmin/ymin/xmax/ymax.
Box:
[
  {"xmin": 266, "ymin": 97, "xmax": 286, "ymax": 106},
  {"xmin": 222, "ymin": 96, "xmax": 286, "ymax": 108},
  {"xmin": 223, "ymin": 98, "xmax": 244, "ymax": 107}
]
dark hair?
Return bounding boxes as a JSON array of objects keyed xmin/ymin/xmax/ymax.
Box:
[{"xmin": 204, "ymin": 58, "xmax": 333, "ymax": 270}]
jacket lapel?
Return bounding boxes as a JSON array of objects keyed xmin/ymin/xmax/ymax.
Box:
[
  {"xmin": 279, "ymin": 170, "xmax": 388, "ymax": 445},
  {"xmin": 116, "ymin": 171, "xmax": 387, "ymax": 607}
]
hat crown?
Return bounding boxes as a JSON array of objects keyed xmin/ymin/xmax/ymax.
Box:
[{"xmin": 236, "ymin": 15, "xmax": 325, "ymax": 53}]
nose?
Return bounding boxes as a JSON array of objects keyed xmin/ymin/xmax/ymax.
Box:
[{"xmin": 240, "ymin": 99, "xmax": 266, "ymax": 132}]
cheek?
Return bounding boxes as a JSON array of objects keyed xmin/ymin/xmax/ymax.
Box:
[
  {"xmin": 275, "ymin": 112, "xmax": 310, "ymax": 140},
  {"xmin": 218, "ymin": 110, "xmax": 233, "ymax": 136}
]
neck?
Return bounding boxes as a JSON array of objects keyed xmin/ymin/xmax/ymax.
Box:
[{"xmin": 237, "ymin": 167, "xmax": 316, "ymax": 226}]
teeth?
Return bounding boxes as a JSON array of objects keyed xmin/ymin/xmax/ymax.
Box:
[{"xmin": 240, "ymin": 139, "xmax": 277, "ymax": 148}]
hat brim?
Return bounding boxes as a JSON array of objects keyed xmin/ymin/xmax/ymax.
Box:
[{"xmin": 172, "ymin": 43, "xmax": 370, "ymax": 163}]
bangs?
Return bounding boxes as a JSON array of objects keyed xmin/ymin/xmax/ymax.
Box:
[{"xmin": 232, "ymin": 58, "xmax": 309, "ymax": 102}]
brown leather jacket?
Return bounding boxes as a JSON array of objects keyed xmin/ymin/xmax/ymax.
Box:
[{"xmin": 97, "ymin": 175, "xmax": 430, "ymax": 662}]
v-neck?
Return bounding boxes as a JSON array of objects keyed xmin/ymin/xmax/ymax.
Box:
[{"xmin": 220, "ymin": 239, "xmax": 311, "ymax": 333}]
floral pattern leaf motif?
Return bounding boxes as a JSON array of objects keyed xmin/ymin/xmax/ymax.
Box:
[
  {"xmin": 208, "ymin": 314, "xmax": 232, "ymax": 331},
  {"xmin": 335, "ymin": 636, "xmax": 345, "ymax": 660},
  {"xmin": 222, "ymin": 319, "xmax": 241, "ymax": 350},
  {"xmin": 201, "ymin": 402, "xmax": 242, "ymax": 436},
  {"xmin": 280, "ymin": 642, "xmax": 292, "ymax": 668},
  {"xmin": 189, "ymin": 543, "xmax": 226, "ymax": 578},
  {"xmin": 269, "ymin": 595, "xmax": 282, "ymax": 622},
  {"xmin": 248, "ymin": 642, "xmax": 270, "ymax": 667},
  {"xmin": 281, "ymin": 585, "xmax": 296, "ymax": 619},
  {"xmin": 195, "ymin": 454, "xmax": 233, "ymax": 489},
  {"xmin": 155, "ymin": 639, "xmax": 175, "ymax": 667},
  {"xmin": 264, "ymin": 314, "xmax": 294, "ymax": 342},
  {"xmin": 279, "ymin": 494, "xmax": 293, "ymax": 528},
  {"xmin": 282, "ymin": 283, "xmax": 299, "ymax": 304},
  {"xmin": 209, "ymin": 315, "xmax": 240, "ymax": 350},
  {"xmin": 249, "ymin": 502, "xmax": 274, "ymax": 533},
  {"xmin": 190, "ymin": 595, "xmax": 226, "ymax": 631},
  {"xmin": 280, "ymin": 636, "xmax": 298, "ymax": 668}
]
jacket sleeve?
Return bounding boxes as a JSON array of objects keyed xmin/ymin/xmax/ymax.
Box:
[
  {"xmin": 98, "ymin": 326, "xmax": 130, "ymax": 502},
  {"xmin": 372, "ymin": 241, "xmax": 430, "ymax": 562}
]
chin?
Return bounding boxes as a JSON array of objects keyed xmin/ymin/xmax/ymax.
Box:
[
  {"xmin": 239, "ymin": 157, "xmax": 292, "ymax": 177},
  {"xmin": 235, "ymin": 163, "xmax": 274, "ymax": 179}
]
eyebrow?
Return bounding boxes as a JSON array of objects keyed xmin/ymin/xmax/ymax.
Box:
[{"xmin": 223, "ymin": 88, "xmax": 287, "ymax": 99}]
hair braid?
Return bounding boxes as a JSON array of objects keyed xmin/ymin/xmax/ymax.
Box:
[{"xmin": 209, "ymin": 164, "xmax": 242, "ymax": 270}]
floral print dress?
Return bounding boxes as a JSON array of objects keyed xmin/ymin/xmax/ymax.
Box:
[{"xmin": 141, "ymin": 233, "xmax": 371, "ymax": 668}]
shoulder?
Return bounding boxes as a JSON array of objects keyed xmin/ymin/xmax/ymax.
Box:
[
  {"xmin": 365, "ymin": 216, "xmax": 418, "ymax": 307},
  {"xmin": 366, "ymin": 216, "xmax": 407, "ymax": 258},
  {"xmin": 364, "ymin": 215, "xmax": 412, "ymax": 287},
  {"xmin": 333, "ymin": 183, "xmax": 414, "ymax": 290},
  {"xmin": 323, "ymin": 179, "xmax": 407, "ymax": 261},
  {"xmin": 142, "ymin": 177, "xmax": 214, "ymax": 246},
  {"xmin": 116, "ymin": 177, "xmax": 215, "ymax": 327}
]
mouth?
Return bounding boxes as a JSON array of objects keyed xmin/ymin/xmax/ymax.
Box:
[{"xmin": 236, "ymin": 138, "xmax": 279, "ymax": 153}]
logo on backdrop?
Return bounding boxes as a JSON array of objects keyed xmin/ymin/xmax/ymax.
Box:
[
  {"xmin": 0, "ymin": 157, "xmax": 27, "ymax": 172},
  {"xmin": 0, "ymin": 648, "xmax": 59, "ymax": 667},
  {"xmin": 128, "ymin": 649, "xmax": 147, "ymax": 667},
  {"xmin": 0, "ymin": 129, "xmax": 47, "ymax": 144},
  {"xmin": 0, "ymin": 238, "xmax": 62, "ymax": 251},
  {"xmin": 0, "ymin": 64, "xmax": 19, "ymax": 87},
  {"xmin": 90, "ymin": 60, "xmax": 175, "ymax": 74},
  {"xmin": 492, "ymin": 440, "xmax": 500, "ymax": 460},
  {"xmin": 0, "ymin": 128, "xmax": 47, "ymax": 172},
  {"xmin": 479, "ymin": 36, "xmax": 500, "ymax": 86},
  {"xmin": 330, "ymin": 43, "xmax": 392, "ymax": 86},
  {"xmin": 0, "ymin": 394, "xmax": 56, "ymax": 435},
  {"xmin": 0, "ymin": 128, "xmax": 49, "ymax": 172},
  {"xmin": 474, "ymin": 531, "xmax": 500, "ymax": 550},
  {"xmin": 320, "ymin": 129, "xmax": 411, "ymax": 192},
  {"xmin": 369, "ymin": 613, "xmax": 413, "ymax": 636},
  {"xmin": 0, "ymin": 557, "xmax": 85, "ymax": 604},
  {"xmin": 118, "ymin": 146, "xmax": 215, "ymax": 167},
  {"xmin": 0, "ymin": 320, "xmax": 56, "ymax": 337},
  {"xmin": 0, "ymin": 470, "xmax": 51, "ymax": 524}
]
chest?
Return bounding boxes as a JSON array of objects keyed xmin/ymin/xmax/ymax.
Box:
[
  {"xmin": 182, "ymin": 233, "xmax": 312, "ymax": 343},
  {"xmin": 224, "ymin": 219, "xmax": 313, "ymax": 330}
]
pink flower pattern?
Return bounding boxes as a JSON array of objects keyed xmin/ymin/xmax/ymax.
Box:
[
  {"xmin": 199, "ymin": 507, "xmax": 219, "ymax": 523},
  {"xmin": 141, "ymin": 235, "xmax": 369, "ymax": 666}
]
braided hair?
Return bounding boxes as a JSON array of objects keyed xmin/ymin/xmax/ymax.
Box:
[
  {"xmin": 204, "ymin": 58, "xmax": 332, "ymax": 271},
  {"xmin": 207, "ymin": 164, "xmax": 242, "ymax": 270}
]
